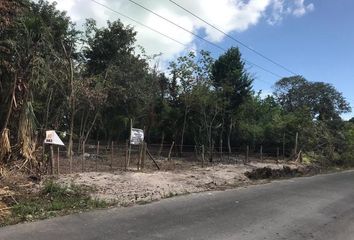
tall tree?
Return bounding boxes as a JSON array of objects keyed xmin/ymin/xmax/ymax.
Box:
[
  {"xmin": 274, "ymin": 76, "xmax": 351, "ymax": 120},
  {"xmin": 211, "ymin": 47, "xmax": 253, "ymax": 155},
  {"xmin": 0, "ymin": 0, "xmax": 75, "ymax": 162}
]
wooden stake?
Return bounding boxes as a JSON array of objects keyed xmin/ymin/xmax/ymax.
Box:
[
  {"xmin": 245, "ymin": 145, "xmax": 249, "ymax": 164},
  {"xmin": 277, "ymin": 147, "xmax": 280, "ymax": 161},
  {"xmin": 141, "ymin": 142, "xmax": 146, "ymax": 170},
  {"xmin": 201, "ymin": 145, "xmax": 205, "ymax": 168},
  {"xmin": 57, "ymin": 147, "xmax": 60, "ymax": 175},
  {"xmin": 137, "ymin": 143, "xmax": 143, "ymax": 171},
  {"xmin": 194, "ymin": 145, "xmax": 198, "ymax": 160},
  {"xmin": 146, "ymin": 148, "xmax": 160, "ymax": 170},
  {"xmin": 82, "ymin": 141, "xmax": 85, "ymax": 172},
  {"xmin": 158, "ymin": 132, "xmax": 164, "ymax": 158},
  {"xmin": 168, "ymin": 141, "xmax": 175, "ymax": 161},
  {"xmin": 127, "ymin": 119, "xmax": 132, "ymax": 168},
  {"xmin": 219, "ymin": 139, "xmax": 223, "ymax": 162},
  {"xmin": 209, "ymin": 140, "xmax": 214, "ymax": 163},
  {"xmin": 125, "ymin": 139, "xmax": 129, "ymax": 170},
  {"xmin": 69, "ymin": 145, "xmax": 72, "ymax": 174},
  {"xmin": 96, "ymin": 141, "xmax": 100, "ymax": 171},
  {"xmin": 50, "ymin": 145, "xmax": 54, "ymax": 175},
  {"xmin": 260, "ymin": 145, "xmax": 263, "ymax": 162},
  {"xmin": 282, "ymin": 132, "xmax": 285, "ymax": 160},
  {"xmin": 111, "ymin": 141, "xmax": 114, "ymax": 170}
]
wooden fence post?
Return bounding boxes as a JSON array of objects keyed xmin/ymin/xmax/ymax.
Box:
[
  {"xmin": 282, "ymin": 132, "xmax": 285, "ymax": 160},
  {"xmin": 50, "ymin": 145, "xmax": 54, "ymax": 175},
  {"xmin": 96, "ymin": 141, "xmax": 100, "ymax": 171},
  {"xmin": 168, "ymin": 141, "xmax": 175, "ymax": 161},
  {"xmin": 158, "ymin": 132, "xmax": 164, "ymax": 158},
  {"xmin": 201, "ymin": 145, "xmax": 205, "ymax": 168},
  {"xmin": 277, "ymin": 147, "xmax": 280, "ymax": 162},
  {"xmin": 127, "ymin": 141, "xmax": 132, "ymax": 169},
  {"xmin": 82, "ymin": 141, "xmax": 85, "ymax": 172},
  {"xmin": 125, "ymin": 140, "xmax": 129, "ymax": 170},
  {"xmin": 194, "ymin": 145, "xmax": 198, "ymax": 160},
  {"xmin": 57, "ymin": 146, "xmax": 60, "ymax": 175},
  {"xmin": 111, "ymin": 141, "xmax": 114, "ymax": 170},
  {"xmin": 69, "ymin": 145, "xmax": 72, "ymax": 174},
  {"xmin": 137, "ymin": 143, "xmax": 143, "ymax": 171},
  {"xmin": 245, "ymin": 145, "xmax": 249, "ymax": 164},
  {"xmin": 260, "ymin": 145, "xmax": 263, "ymax": 162},
  {"xmin": 141, "ymin": 142, "xmax": 146, "ymax": 170},
  {"xmin": 219, "ymin": 139, "xmax": 223, "ymax": 162}
]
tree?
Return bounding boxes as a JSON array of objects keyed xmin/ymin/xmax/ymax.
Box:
[
  {"xmin": 211, "ymin": 47, "xmax": 253, "ymax": 155},
  {"xmin": 168, "ymin": 50, "xmax": 215, "ymax": 155},
  {"xmin": 274, "ymin": 76, "xmax": 351, "ymax": 121},
  {"xmin": 0, "ymin": 0, "xmax": 76, "ymax": 163}
]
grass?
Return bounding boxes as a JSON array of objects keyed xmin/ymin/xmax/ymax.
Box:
[{"xmin": 2, "ymin": 181, "xmax": 108, "ymax": 226}]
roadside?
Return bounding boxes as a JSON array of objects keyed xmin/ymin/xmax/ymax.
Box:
[{"xmin": 0, "ymin": 159, "xmax": 322, "ymax": 226}]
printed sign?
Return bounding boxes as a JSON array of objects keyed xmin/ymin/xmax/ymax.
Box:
[
  {"xmin": 44, "ymin": 130, "xmax": 65, "ymax": 146},
  {"xmin": 130, "ymin": 128, "xmax": 144, "ymax": 145}
]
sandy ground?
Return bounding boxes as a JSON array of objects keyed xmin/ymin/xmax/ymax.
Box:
[{"xmin": 57, "ymin": 161, "xmax": 301, "ymax": 206}]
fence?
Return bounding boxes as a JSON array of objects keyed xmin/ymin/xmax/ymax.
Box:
[{"xmin": 47, "ymin": 141, "xmax": 295, "ymax": 175}]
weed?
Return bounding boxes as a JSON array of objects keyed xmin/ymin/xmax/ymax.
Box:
[{"xmin": 3, "ymin": 180, "xmax": 109, "ymax": 226}]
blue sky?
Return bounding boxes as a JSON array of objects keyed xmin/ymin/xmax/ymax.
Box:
[
  {"xmin": 198, "ymin": 1, "xmax": 354, "ymax": 119},
  {"xmin": 51, "ymin": 0, "xmax": 353, "ymax": 119}
]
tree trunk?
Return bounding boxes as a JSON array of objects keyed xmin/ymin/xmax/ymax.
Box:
[
  {"xmin": 1, "ymin": 73, "xmax": 17, "ymax": 133},
  {"xmin": 67, "ymin": 57, "xmax": 74, "ymax": 161},
  {"xmin": 180, "ymin": 105, "xmax": 188, "ymax": 156},
  {"xmin": 83, "ymin": 111, "xmax": 99, "ymax": 145},
  {"xmin": 158, "ymin": 131, "xmax": 164, "ymax": 158},
  {"xmin": 227, "ymin": 117, "xmax": 233, "ymax": 158}
]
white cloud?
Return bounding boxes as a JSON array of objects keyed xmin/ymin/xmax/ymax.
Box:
[
  {"xmin": 47, "ymin": 0, "xmax": 314, "ymax": 63},
  {"xmin": 293, "ymin": 0, "xmax": 314, "ymax": 17},
  {"xmin": 268, "ymin": 0, "xmax": 314, "ymax": 24}
]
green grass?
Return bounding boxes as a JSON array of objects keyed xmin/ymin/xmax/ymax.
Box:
[{"xmin": 3, "ymin": 181, "xmax": 108, "ymax": 226}]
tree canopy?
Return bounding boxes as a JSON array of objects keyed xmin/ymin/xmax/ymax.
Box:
[{"xmin": 1, "ymin": 0, "xmax": 353, "ymax": 168}]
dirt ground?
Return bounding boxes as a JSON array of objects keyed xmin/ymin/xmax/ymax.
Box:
[
  {"xmin": 0, "ymin": 170, "xmax": 40, "ymax": 223},
  {"xmin": 57, "ymin": 160, "xmax": 304, "ymax": 206}
]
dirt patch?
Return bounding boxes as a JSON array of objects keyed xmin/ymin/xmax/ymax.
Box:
[
  {"xmin": 245, "ymin": 165, "xmax": 321, "ymax": 180},
  {"xmin": 0, "ymin": 171, "xmax": 41, "ymax": 225},
  {"xmin": 57, "ymin": 161, "xmax": 304, "ymax": 206}
]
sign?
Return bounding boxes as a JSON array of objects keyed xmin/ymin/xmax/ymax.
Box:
[
  {"xmin": 130, "ymin": 128, "xmax": 144, "ymax": 145},
  {"xmin": 44, "ymin": 130, "xmax": 65, "ymax": 146}
]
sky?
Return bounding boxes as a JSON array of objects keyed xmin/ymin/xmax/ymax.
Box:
[{"xmin": 48, "ymin": 0, "xmax": 354, "ymax": 120}]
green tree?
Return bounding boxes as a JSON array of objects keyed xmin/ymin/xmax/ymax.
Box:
[
  {"xmin": 211, "ymin": 47, "xmax": 253, "ymax": 155},
  {"xmin": 274, "ymin": 76, "xmax": 351, "ymax": 120},
  {"xmin": 0, "ymin": 0, "xmax": 77, "ymax": 162}
]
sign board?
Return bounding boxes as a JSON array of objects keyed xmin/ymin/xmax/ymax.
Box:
[
  {"xmin": 44, "ymin": 130, "xmax": 65, "ymax": 146},
  {"xmin": 130, "ymin": 128, "xmax": 144, "ymax": 145}
]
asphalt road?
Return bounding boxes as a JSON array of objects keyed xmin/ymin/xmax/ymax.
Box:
[{"xmin": 1, "ymin": 170, "xmax": 354, "ymax": 240}]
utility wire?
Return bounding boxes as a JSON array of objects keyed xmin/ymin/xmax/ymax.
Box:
[
  {"xmin": 168, "ymin": 0, "xmax": 297, "ymax": 76},
  {"xmin": 125, "ymin": 0, "xmax": 283, "ymax": 78},
  {"xmin": 90, "ymin": 0, "xmax": 282, "ymax": 79},
  {"xmin": 91, "ymin": 0, "xmax": 187, "ymax": 48}
]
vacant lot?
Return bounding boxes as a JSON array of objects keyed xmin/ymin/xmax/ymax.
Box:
[{"xmin": 57, "ymin": 160, "xmax": 306, "ymax": 206}]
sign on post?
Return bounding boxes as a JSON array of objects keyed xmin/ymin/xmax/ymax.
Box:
[
  {"xmin": 130, "ymin": 128, "xmax": 144, "ymax": 145},
  {"xmin": 44, "ymin": 130, "xmax": 65, "ymax": 146}
]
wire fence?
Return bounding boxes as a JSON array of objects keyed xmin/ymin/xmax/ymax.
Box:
[{"xmin": 47, "ymin": 141, "xmax": 295, "ymax": 175}]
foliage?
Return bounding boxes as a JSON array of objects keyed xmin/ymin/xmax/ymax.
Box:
[
  {"xmin": 6, "ymin": 181, "xmax": 107, "ymax": 225},
  {"xmin": 0, "ymin": 0, "xmax": 352, "ymax": 167}
]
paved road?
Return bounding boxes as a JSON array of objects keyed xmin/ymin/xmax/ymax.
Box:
[{"xmin": 1, "ymin": 171, "xmax": 354, "ymax": 240}]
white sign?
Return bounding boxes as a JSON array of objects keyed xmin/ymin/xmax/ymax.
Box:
[
  {"xmin": 44, "ymin": 130, "xmax": 65, "ymax": 146},
  {"xmin": 130, "ymin": 128, "xmax": 144, "ymax": 145}
]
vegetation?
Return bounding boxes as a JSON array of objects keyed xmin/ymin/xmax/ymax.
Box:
[
  {"xmin": 1, "ymin": 0, "xmax": 353, "ymax": 170},
  {"xmin": 2, "ymin": 180, "xmax": 108, "ymax": 226}
]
